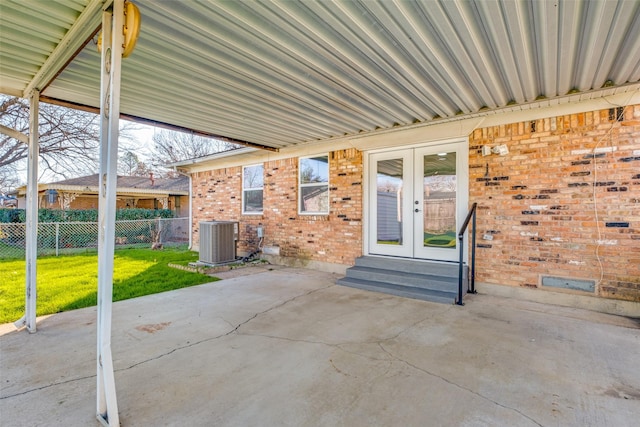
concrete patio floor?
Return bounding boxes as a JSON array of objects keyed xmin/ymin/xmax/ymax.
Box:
[{"xmin": 1, "ymin": 267, "xmax": 639, "ymax": 427}]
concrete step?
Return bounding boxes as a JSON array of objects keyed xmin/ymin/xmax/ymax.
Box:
[
  {"xmin": 346, "ymin": 266, "xmax": 456, "ymax": 292},
  {"xmin": 354, "ymin": 256, "xmax": 463, "ymax": 278},
  {"xmin": 336, "ymin": 277, "xmax": 458, "ymax": 305},
  {"xmin": 337, "ymin": 256, "xmax": 469, "ymax": 305}
]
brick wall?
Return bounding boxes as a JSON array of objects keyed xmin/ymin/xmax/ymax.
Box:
[
  {"xmin": 40, "ymin": 195, "xmax": 109, "ymax": 210},
  {"xmin": 469, "ymin": 104, "xmax": 640, "ymax": 302},
  {"xmin": 136, "ymin": 199, "xmax": 156, "ymax": 209},
  {"xmin": 190, "ymin": 106, "xmax": 638, "ymax": 302},
  {"xmin": 192, "ymin": 148, "xmax": 363, "ymax": 265}
]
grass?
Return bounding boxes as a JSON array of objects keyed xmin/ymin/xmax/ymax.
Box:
[
  {"xmin": 0, "ymin": 246, "xmax": 218, "ymax": 324},
  {"xmin": 0, "ymin": 240, "xmax": 24, "ymax": 259},
  {"xmin": 424, "ymin": 231, "xmax": 457, "ymax": 247}
]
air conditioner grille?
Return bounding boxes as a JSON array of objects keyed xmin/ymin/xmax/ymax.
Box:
[{"xmin": 199, "ymin": 221, "xmax": 237, "ymax": 264}]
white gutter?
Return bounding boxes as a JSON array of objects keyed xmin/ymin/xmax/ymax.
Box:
[{"xmin": 168, "ymin": 147, "xmax": 258, "ymax": 167}]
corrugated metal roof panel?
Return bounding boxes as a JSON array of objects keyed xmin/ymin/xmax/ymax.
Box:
[
  {"xmin": 2, "ymin": 0, "xmax": 639, "ymax": 149},
  {"xmin": 0, "ymin": 0, "xmax": 82, "ymax": 92}
]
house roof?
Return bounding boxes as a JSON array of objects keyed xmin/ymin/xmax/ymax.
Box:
[
  {"xmin": 15, "ymin": 174, "xmax": 189, "ymax": 197},
  {"xmin": 1, "ymin": 0, "xmax": 639, "ymax": 154}
]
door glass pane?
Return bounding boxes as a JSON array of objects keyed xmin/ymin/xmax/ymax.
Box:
[
  {"xmin": 423, "ymin": 152, "xmax": 456, "ymax": 249},
  {"xmin": 376, "ymin": 159, "xmax": 403, "ymax": 245}
]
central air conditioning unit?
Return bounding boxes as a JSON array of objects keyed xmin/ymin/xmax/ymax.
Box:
[{"xmin": 199, "ymin": 221, "xmax": 237, "ymax": 264}]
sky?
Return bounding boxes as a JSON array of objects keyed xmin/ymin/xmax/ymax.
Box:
[
  {"xmin": 13, "ymin": 122, "xmax": 158, "ymax": 188},
  {"xmin": 124, "ymin": 123, "xmax": 156, "ymax": 161}
]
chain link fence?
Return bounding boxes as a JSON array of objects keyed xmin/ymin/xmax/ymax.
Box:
[{"xmin": 0, "ymin": 217, "xmax": 189, "ymax": 259}]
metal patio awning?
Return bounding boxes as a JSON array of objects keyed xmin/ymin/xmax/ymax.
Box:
[{"xmin": 2, "ymin": 0, "xmax": 640, "ymax": 151}]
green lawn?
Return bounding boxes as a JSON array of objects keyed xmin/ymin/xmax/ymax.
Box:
[
  {"xmin": 0, "ymin": 240, "xmax": 24, "ymax": 259},
  {"xmin": 0, "ymin": 247, "xmax": 218, "ymax": 324}
]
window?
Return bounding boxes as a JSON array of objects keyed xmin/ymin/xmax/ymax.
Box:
[
  {"xmin": 299, "ymin": 155, "xmax": 329, "ymax": 214},
  {"xmin": 243, "ymin": 164, "xmax": 264, "ymax": 214}
]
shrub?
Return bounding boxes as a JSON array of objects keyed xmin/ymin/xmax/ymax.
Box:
[
  {"xmin": 116, "ymin": 208, "xmax": 174, "ymax": 220},
  {"xmin": 0, "ymin": 208, "xmax": 174, "ymax": 223},
  {"xmin": 0, "ymin": 209, "xmax": 24, "ymax": 223}
]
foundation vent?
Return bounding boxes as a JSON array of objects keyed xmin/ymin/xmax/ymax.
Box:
[{"xmin": 541, "ymin": 276, "xmax": 595, "ymax": 293}]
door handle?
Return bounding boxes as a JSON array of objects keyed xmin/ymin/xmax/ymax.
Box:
[{"xmin": 414, "ymin": 208, "xmax": 421, "ymax": 213}]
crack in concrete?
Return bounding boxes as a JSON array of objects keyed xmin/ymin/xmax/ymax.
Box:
[
  {"xmin": 338, "ymin": 359, "xmax": 395, "ymax": 417},
  {"xmin": 329, "ymin": 358, "xmax": 355, "ymax": 377},
  {"xmin": 236, "ymin": 303, "xmax": 452, "ymax": 363},
  {"xmin": 218, "ymin": 302, "xmax": 543, "ymax": 427},
  {"xmin": 0, "ymin": 283, "xmax": 546, "ymax": 427},
  {"xmin": 215, "ymin": 316, "xmax": 235, "ymax": 330},
  {"xmin": 1, "ymin": 374, "xmax": 96, "ymax": 400},
  {"xmin": 39, "ymin": 286, "xmax": 439, "ymax": 399},
  {"xmin": 377, "ymin": 343, "xmax": 544, "ymax": 427},
  {"xmin": 1, "ymin": 284, "xmax": 335, "ymax": 400},
  {"xmin": 4, "ymin": 278, "xmax": 636, "ymax": 425},
  {"xmin": 229, "ymin": 284, "xmax": 335, "ymax": 334},
  {"xmin": 331, "ymin": 307, "xmax": 454, "ymax": 362},
  {"xmin": 237, "ymin": 332, "xmax": 334, "ymax": 347},
  {"xmin": 124, "ymin": 284, "xmax": 335, "ymax": 370},
  {"xmin": 334, "ymin": 343, "xmax": 393, "ymax": 362}
]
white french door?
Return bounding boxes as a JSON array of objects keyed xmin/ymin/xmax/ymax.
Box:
[{"xmin": 368, "ymin": 141, "xmax": 468, "ymax": 262}]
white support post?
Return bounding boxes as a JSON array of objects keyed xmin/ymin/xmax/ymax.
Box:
[
  {"xmin": 19, "ymin": 91, "xmax": 40, "ymax": 333},
  {"xmin": 96, "ymin": 1, "xmax": 123, "ymax": 426}
]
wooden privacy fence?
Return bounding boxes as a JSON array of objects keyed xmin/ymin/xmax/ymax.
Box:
[{"xmin": 424, "ymin": 197, "xmax": 455, "ymax": 235}]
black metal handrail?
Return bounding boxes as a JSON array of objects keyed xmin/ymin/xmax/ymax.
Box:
[{"xmin": 456, "ymin": 202, "xmax": 478, "ymax": 305}]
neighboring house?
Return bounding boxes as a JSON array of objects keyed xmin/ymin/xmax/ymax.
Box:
[
  {"xmin": 175, "ymin": 101, "xmax": 640, "ymax": 313},
  {"xmin": 15, "ymin": 174, "xmax": 189, "ymax": 216},
  {"xmin": 0, "ymin": 193, "xmax": 18, "ymax": 208}
]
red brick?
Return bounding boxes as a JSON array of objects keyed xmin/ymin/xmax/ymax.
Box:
[{"xmin": 470, "ymin": 104, "xmax": 640, "ymax": 302}]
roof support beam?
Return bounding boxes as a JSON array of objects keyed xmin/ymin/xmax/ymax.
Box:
[
  {"xmin": 13, "ymin": 90, "xmax": 39, "ymax": 333},
  {"xmin": 0, "ymin": 124, "xmax": 28, "ymax": 144},
  {"xmin": 39, "ymin": 95, "xmax": 280, "ymax": 152},
  {"xmin": 96, "ymin": 2, "xmax": 121, "ymax": 425},
  {"xmin": 120, "ymin": 114, "xmax": 280, "ymax": 152},
  {"xmin": 22, "ymin": 0, "xmax": 104, "ymax": 97},
  {"xmin": 25, "ymin": 92, "xmax": 39, "ymax": 333}
]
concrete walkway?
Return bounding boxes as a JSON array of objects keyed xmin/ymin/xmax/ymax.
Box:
[{"xmin": 1, "ymin": 267, "xmax": 639, "ymax": 427}]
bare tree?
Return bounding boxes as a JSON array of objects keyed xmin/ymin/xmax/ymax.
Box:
[
  {"xmin": 119, "ymin": 150, "xmax": 151, "ymax": 176},
  {"xmin": 0, "ymin": 95, "xmax": 137, "ymax": 191},
  {"xmin": 150, "ymin": 129, "xmax": 241, "ymax": 176},
  {"xmin": 1, "ymin": 95, "xmax": 99, "ymax": 182},
  {"xmin": 0, "ymin": 168, "xmax": 20, "ymax": 194}
]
